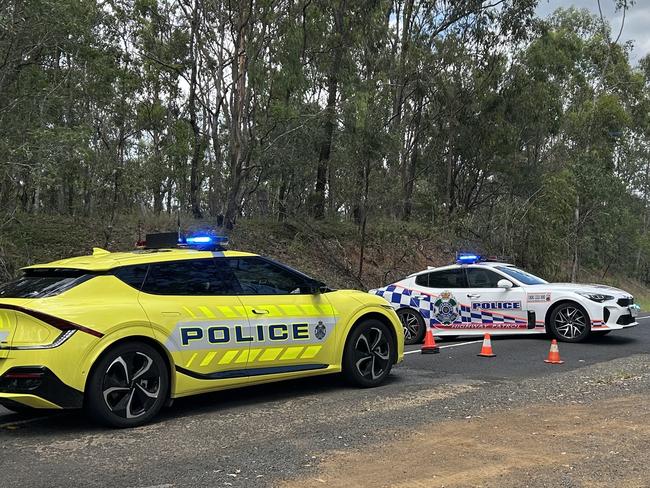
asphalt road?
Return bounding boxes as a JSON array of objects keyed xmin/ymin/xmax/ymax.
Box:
[{"xmin": 1, "ymin": 316, "xmax": 649, "ymax": 487}]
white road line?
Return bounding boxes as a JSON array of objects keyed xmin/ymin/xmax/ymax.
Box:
[
  {"xmin": 404, "ymin": 339, "xmax": 483, "ymax": 355},
  {"xmin": 636, "ymin": 316, "xmax": 650, "ymax": 321}
]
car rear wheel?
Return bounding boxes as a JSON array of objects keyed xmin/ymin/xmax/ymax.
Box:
[
  {"xmin": 86, "ymin": 342, "xmax": 169, "ymax": 428},
  {"xmin": 343, "ymin": 319, "xmax": 395, "ymax": 387},
  {"xmin": 549, "ymin": 303, "xmax": 590, "ymax": 343},
  {"xmin": 396, "ymin": 308, "xmax": 426, "ymax": 345}
]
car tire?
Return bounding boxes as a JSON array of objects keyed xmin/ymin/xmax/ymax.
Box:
[
  {"xmin": 548, "ymin": 302, "xmax": 591, "ymax": 343},
  {"xmin": 396, "ymin": 308, "xmax": 426, "ymax": 345},
  {"xmin": 85, "ymin": 341, "xmax": 169, "ymax": 428},
  {"xmin": 343, "ymin": 319, "xmax": 395, "ymax": 388}
]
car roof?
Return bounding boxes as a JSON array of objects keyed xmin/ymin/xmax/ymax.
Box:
[
  {"xmin": 23, "ymin": 249, "xmax": 259, "ymax": 272},
  {"xmin": 409, "ymin": 261, "xmax": 514, "ymax": 277}
]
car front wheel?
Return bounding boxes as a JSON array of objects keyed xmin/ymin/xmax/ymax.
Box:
[
  {"xmin": 549, "ymin": 303, "xmax": 591, "ymax": 343},
  {"xmin": 343, "ymin": 319, "xmax": 395, "ymax": 387},
  {"xmin": 85, "ymin": 341, "xmax": 169, "ymax": 428}
]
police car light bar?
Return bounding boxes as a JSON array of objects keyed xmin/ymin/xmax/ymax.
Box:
[
  {"xmin": 456, "ymin": 252, "xmax": 481, "ymax": 264},
  {"xmin": 180, "ymin": 233, "xmax": 229, "ymax": 250},
  {"xmin": 137, "ymin": 232, "xmax": 228, "ymax": 250},
  {"xmin": 185, "ymin": 236, "xmax": 213, "ymax": 245}
]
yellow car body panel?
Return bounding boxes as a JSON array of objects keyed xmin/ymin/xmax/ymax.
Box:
[{"xmin": 0, "ymin": 249, "xmax": 403, "ymax": 411}]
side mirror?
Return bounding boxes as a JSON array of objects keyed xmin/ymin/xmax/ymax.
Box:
[{"xmin": 497, "ymin": 279, "xmax": 513, "ymax": 289}]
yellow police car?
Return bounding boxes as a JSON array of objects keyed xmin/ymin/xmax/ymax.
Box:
[{"xmin": 0, "ymin": 233, "xmax": 403, "ymax": 427}]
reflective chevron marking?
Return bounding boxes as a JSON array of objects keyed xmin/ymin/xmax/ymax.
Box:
[{"xmin": 200, "ymin": 351, "xmax": 218, "ymax": 366}]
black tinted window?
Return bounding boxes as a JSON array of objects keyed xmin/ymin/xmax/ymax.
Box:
[
  {"xmin": 226, "ymin": 257, "xmax": 308, "ymax": 295},
  {"xmin": 467, "ymin": 268, "xmax": 504, "ymax": 288},
  {"xmin": 113, "ymin": 265, "xmax": 149, "ymax": 290},
  {"xmin": 420, "ymin": 269, "xmax": 467, "ymax": 288},
  {"xmin": 415, "ymin": 273, "xmax": 430, "ymax": 286},
  {"xmin": 0, "ymin": 269, "xmax": 93, "ymax": 298},
  {"xmin": 142, "ymin": 259, "xmax": 240, "ymax": 295}
]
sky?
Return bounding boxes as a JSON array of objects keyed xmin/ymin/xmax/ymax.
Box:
[{"xmin": 535, "ymin": 0, "xmax": 650, "ymax": 64}]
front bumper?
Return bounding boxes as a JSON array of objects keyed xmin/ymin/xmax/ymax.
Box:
[
  {"xmin": 595, "ymin": 304, "xmax": 639, "ymax": 330},
  {"xmin": 0, "ymin": 366, "xmax": 83, "ymax": 409}
]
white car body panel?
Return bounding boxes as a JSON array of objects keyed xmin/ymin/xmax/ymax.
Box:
[{"xmin": 370, "ymin": 262, "xmax": 638, "ymax": 337}]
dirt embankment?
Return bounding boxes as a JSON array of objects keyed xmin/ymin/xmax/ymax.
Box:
[{"xmin": 283, "ymin": 394, "xmax": 650, "ymax": 488}]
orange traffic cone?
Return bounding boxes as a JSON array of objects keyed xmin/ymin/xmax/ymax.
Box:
[
  {"xmin": 421, "ymin": 328, "xmax": 440, "ymax": 354},
  {"xmin": 544, "ymin": 339, "xmax": 564, "ymax": 364},
  {"xmin": 477, "ymin": 333, "xmax": 496, "ymax": 357}
]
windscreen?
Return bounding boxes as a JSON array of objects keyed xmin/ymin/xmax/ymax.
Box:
[
  {"xmin": 496, "ymin": 266, "xmax": 547, "ymax": 285},
  {"xmin": 0, "ymin": 269, "xmax": 94, "ymax": 299}
]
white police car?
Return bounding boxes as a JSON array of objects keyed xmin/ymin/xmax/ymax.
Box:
[{"xmin": 371, "ymin": 254, "xmax": 639, "ymax": 344}]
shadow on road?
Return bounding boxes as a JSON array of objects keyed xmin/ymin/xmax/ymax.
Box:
[{"xmin": 0, "ymin": 372, "xmax": 406, "ymax": 434}]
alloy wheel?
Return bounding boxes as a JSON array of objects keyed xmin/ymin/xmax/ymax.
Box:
[
  {"xmin": 354, "ymin": 327, "xmax": 391, "ymax": 380},
  {"xmin": 554, "ymin": 306, "xmax": 588, "ymax": 340},
  {"xmin": 102, "ymin": 352, "xmax": 161, "ymax": 419},
  {"xmin": 399, "ymin": 311, "xmax": 420, "ymax": 342}
]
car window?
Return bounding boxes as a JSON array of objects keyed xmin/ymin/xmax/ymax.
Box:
[
  {"xmin": 417, "ymin": 268, "xmax": 468, "ymax": 288},
  {"xmin": 496, "ymin": 266, "xmax": 547, "ymax": 285},
  {"xmin": 0, "ymin": 269, "xmax": 94, "ymax": 298},
  {"xmin": 414, "ymin": 273, "xmax": 430, "ymax": 287},
  {"xmin": 141, "ymin": 259, "xmax": 241, "ymax": 295},
  {"xmin": 113, "ymin": 265, "xmax": 149, "ymax": 290},
  {"xmin": 467, "ymin": 268, "xmax": 505, "ymax": 288},
  {"xmin": 226, "ymin": 257, "xmax": 309, "ymax": 295}
]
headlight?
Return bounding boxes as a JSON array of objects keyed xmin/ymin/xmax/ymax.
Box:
[{"xmin": 576, "ymin": 291, "xmax": 614, "ymax": 303}]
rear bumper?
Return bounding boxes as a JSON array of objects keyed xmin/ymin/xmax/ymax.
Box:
[{"xmin": 0, "ymin": 366, "xmax": 83, "ymax": 409}]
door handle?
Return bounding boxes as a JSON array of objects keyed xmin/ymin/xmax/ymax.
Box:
[
  {"xmin": 414, "ymin": 294, "xmax": 426, "ymax": 299},
  {"xmin": 467, "ymin": 294, "xmax": 481, "ymax": 299},
  {"xmin": 252, "ymin": 308, "xmax": 269, "ymax": 315}
]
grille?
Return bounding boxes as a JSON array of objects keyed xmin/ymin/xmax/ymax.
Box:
[{"xmin": 617, "ymin": 314, "xmax": 635, "ymax": 325}]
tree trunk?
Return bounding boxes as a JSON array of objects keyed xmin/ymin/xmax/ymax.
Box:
[
  {"xmin": 570, "ymin": 195, "xmax": 580, "ymax": 282},
  {"xmin": 188, "ymin": 0, "xmax": 203, "ymax": 219},
  {"xmin": 402, "ymin": 90, "xmax": 422, "ymax": 220},
  {"xmin": 224, "ymin": 0, "xmax": 250, "ymax": 229},
  {"xmin": 313, "ymin": 65, "xmax": 340, "ymax": 219},
  {"xmin": 312, "ymin": 0, "xmax": 346, "ymax": 220}
]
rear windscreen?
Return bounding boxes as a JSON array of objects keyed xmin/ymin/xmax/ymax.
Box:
[{"xmin": 0, "ymin": 269, "xmax": 94, "ymax": 299}]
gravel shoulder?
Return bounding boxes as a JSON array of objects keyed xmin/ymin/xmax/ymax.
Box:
[
  {"xmin": 283, "ymin": 392, "xmax": 650, "ymax": 488},
  {"xmin": 279, "ymin": 353, "xmax": 650, "ymax": 487},
  {"xmin": 2, "ymin": 353, "xmax": 650, "ymax": 488}
]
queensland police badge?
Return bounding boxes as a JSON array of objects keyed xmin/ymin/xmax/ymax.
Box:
[
  {"xmin": 433, "ymin": 290, "xmax": 459, "ymax": 324},
  {"xmin": 315, "ymin": 321, "xmax": 326, "ymax": 340}
]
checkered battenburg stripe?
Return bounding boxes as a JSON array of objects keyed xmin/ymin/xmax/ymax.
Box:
[{"xmin": 374, "ymin": 285, "xmax": 528, "ymax": 326}]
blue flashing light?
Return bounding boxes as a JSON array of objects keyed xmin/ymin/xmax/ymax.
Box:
[
  {"xmin": 456, "ymin": 252, "xmax": 481, "ymax": 265},
  {"xmin": 182, "ymin": 233, "xmax": 229, "ymax": 250},
  {"xmin": 186, "ymin": 236, "xmax": 213, "ymax": 245}
]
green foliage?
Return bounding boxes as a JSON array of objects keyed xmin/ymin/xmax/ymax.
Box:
[{"xmin": 1, "ymin": 0, "xmax": 650, "ymax": 285}]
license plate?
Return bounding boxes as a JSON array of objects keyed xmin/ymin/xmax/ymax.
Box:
[{"xmin": 629, "ymin": 305, "xmax": 640, "ymax": 317}]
